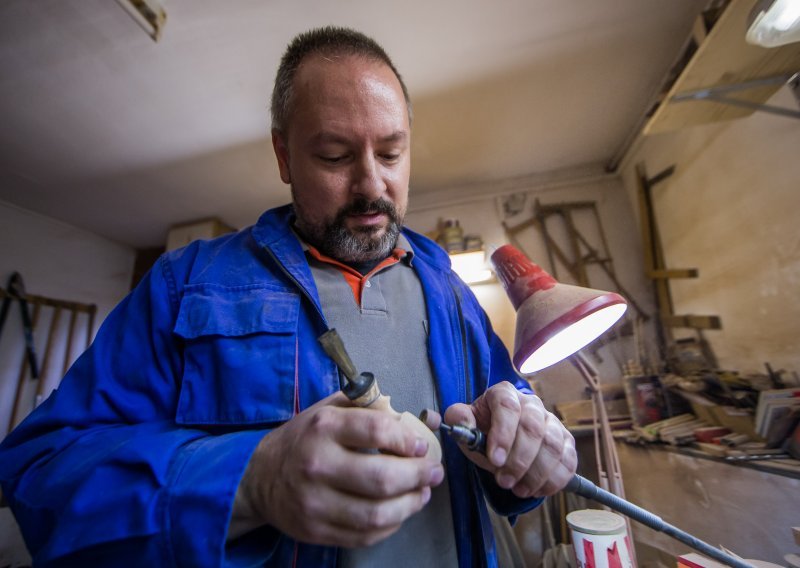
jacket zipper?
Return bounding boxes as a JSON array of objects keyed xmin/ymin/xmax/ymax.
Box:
[
  {"xmin": 450, "ymin": 280, "xmax": 472, "ymax": 404},
  {"xmin": 263, "ymin": 245, "xmax": 331, "ymax": 420},
  {"xmin": 263, "ymin": 245, "xmax": 327, "ymax": 325}
]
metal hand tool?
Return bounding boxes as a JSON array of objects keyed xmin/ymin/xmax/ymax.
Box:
[
  {"xmin": 439, "ymin": 423, "xmax": 486, "ymax": 454},
  {"xmin": 441, "ymin": 422, "xmax": 753, "ymax": 568}
]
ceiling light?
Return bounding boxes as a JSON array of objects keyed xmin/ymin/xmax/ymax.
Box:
[
  {"xmin": 450, "ymin": 250, "xmax": 494, "ymax": 285},
  {"xmin": 746, "ymin": 0, "xmax": 800, "ymax": 47}
]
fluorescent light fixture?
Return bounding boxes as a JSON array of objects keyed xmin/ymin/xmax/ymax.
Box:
[
  {"xmin": 450, "ymin": 249, "xmax": 494, "ymax": 285},
  {"xmin": 116, "ymin": 0, "xmax": 167, "ymax": 42},
  {"xmin": 746, "ymin": 0, "xmax": 800, "ymax": 47}
]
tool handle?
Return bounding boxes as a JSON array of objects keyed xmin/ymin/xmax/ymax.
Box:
[
  {"xmin": 318, "ymin": 329, "xmax": 381, "ymax": 407},
  {"xmin": 343, "ymin": 372, "xmax": 381, "ymax": 408}
]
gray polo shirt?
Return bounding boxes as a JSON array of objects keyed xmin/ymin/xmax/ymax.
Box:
[{"xmin": 305, "ymin": 234, "xmax": 458, "ymax": 568}]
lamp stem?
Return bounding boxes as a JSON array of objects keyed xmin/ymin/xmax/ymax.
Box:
[
  {"xmin": 570, "ymin": 353, "xmax": 625, "ymax": 497},
  {"xmin": 570, "ymin": 351, "xmax": 635, "ymax": 564}
]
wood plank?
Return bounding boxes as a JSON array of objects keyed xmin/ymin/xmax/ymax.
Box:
[
  {"xmin": 636, "ymin": 164, "xmax": 656, "ymax": 274},
  {"xmin": 0, "ymin": 288, "xmax": 95, "ymax": 314},
  {"xmin": 647, "ymin": 269, "xmax": 699, "ymax": 279},
  {"xmin": 644, "ymin": 0, "xmax": 800, "ymax": 134},
  {"xmin": 691, "ymin": 12, "xmax": 708, "ymax": 47},
  {"xmin": 662, "ymin": 314, "xmax": 722, "ymax": 329},
  {"xmin": 534, "ymin": 200, "xmax": 596, "ymax": 213}
]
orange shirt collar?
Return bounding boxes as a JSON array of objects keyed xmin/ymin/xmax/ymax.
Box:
[{"xmin": 303, "ymin": 237, "xmax": 413, "ymax": 307}]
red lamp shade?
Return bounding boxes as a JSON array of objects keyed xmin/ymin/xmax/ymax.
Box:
[{"xmin": 490, "ymin": 245, "xmax": 627, "ymax": 374}]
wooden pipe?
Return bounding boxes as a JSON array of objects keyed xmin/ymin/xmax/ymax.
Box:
[
  {"xmin": 350, "ymin": 377, "xmax": 441, "ymax": 462},
  {"xmin": 318, "ymin": 330, "xmax": 442, "ymax": 462}
]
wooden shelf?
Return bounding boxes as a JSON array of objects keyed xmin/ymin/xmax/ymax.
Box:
[
  {"xmin": 625, "ymin": 441, "xmax": 800, "ymax": 480},
  {"xmin": 644, "ymin": 0, "xmax": 800, "ymax": 134}
]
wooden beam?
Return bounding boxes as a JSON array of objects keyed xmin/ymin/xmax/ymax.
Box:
[
  {"xmin": 644, "ymin": 0, "xmax": 800, "ymax": 134},
  {"xmin": 647, "ymin": 269, "xmax": 699, "ymax": 280},
  {"xmin": 0, "ymin": 288, "xmax": 95, "ymax": 314},
  {"xmin": 534, "ymin": 200, "xmax": 597, "ymax": 214},
  {"xmin": 647, "ymin": 166, "xmax": 676, "ymax": 187},
  {"xmin": 662, "ymin": 315, "xmax": 722, "ymax": 330}
]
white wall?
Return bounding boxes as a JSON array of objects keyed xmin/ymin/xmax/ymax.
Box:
[
  {"xmin": 405, "ymin": 173, "xmax": 653, "ymax": 408},
  {"xmin": 0, "ymin": 201, "xmax": 135, "ymax": 438},
  {"xmin": 1, "ymin": 201, "xmax": 134, "ymax": 565},
  {"xmin": 617, "ymin": 443, "xmax": 800, "ymax": 565},
  {"xmin": 619, "ymin": 87, "xmax": 800, "ymax": 375}
]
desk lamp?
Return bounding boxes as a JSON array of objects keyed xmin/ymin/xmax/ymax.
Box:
[{"xmin": 489, "ymin": 244, "xmax": 753, "ymax": 568}]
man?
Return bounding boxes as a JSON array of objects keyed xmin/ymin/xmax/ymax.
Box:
[{"xmin": 0, "ymin": 27, "xmax": 576, "ymax": 567}]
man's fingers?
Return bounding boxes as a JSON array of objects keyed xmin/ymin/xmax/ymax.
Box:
[
  {"xmin": 313, "ymin": 406, "xmax": 428, "ymax": 457},
  {"xmin": 495, "ymin": 398, "xmax": 546, "ymax": 489},
  {"xmin": 483, "ymin": 383, "xmax": 523, "ymax": 468},
  {"xmin": 444, "ymin": 385, "xmax": 578, "ymax": 498},
  {"xmin": 443, "ymin": 403, "xmax": 475, "ymax": 428},
  {"xmin": 291, "ymin": 483, "xmax": 421, "ymax": 547},
  {"xmin": 327, "ymin": 486, "xmax": 433, "ymax": 538},
  {"xmin": 325, "ymin": 451, "xmax": 444, "ymax": 499},
  {"xmin": 513, "ymin": 415, "xmax": 576, "ymax": 498}
]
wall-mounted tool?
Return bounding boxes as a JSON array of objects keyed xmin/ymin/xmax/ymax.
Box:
[
  {"xmin": 318, "ymin": 329, "xmax": 441, "ymax": 462},
  {"xmin": 115, "ymin": 0, "xmax": 167, "ymax": 42},
  {"xmin": 0, "ymin": 273, "xmax": 39, "ymax": 379},
  {"xmin": 1, "ymin": 276, "xmax": 97, "ymax": 433}
]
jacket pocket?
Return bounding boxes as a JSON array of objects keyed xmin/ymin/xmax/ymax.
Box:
[{"xmin": 172, "ymin": 284, "xmax": 299, "ymax": 426}]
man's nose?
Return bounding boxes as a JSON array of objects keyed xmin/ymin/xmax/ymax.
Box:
[{"xmin": 351, "ymin": 154, "xmax": 386, "ymax": 200}]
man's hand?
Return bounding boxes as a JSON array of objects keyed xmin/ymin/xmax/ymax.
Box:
[
  {"xmin": 444, "ymin": 381, "xmax": 576, "ymax": 499},
  {"xmin": 229, "ymin": 392, "xmax": 445, "ymax": 547}
]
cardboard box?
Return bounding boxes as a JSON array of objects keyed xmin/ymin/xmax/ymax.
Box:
[
  {"xmin": 689, "ymin": 400, "xmax": 720, "ymax": 426},
  {"xmin": 709, "ymin": 405, "xmax": 760, "ymax": 440},
  {"xmin": 166, "ymin": 218, "xmax": 234, "ymax": 251}
]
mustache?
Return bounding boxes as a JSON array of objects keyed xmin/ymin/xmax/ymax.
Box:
[{"xmin": 339, "ymin": 198, "xmax": 398, "ymax": 220}]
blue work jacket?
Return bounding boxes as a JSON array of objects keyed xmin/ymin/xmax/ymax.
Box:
[{"xmin": 0, "ymin": 205, "xmax": 541, "ymax": 567}]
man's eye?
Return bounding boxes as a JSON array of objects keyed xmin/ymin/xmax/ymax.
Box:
[
  {"xmin": 381, "ymin": 153, "xmax": 400, "ymax": 162},
  {"xmin": 319, "ymin": 155, "xmax": 346, "ymax": 164}
]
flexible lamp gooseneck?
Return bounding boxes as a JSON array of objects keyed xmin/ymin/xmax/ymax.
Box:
[{"xmin": 489, "ymin": 244, "xmax": 753, "ymax": 568}]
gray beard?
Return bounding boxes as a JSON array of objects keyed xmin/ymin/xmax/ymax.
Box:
[
  {"xmin": 292, "ymin": 195, "xmax": 403, "ymax": 263},
  {"xmin": 321, "ymin": 222, "xmax": 400, "ymax": 263}
]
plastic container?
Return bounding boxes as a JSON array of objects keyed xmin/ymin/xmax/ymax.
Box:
[{"xmin": 566, "ymin": 509, "xmax": 634, "ymax": 568}]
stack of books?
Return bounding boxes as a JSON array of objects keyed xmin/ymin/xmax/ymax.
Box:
[{"xmin": 755, "ymin": 388, "xmax": 800, "ymax": 447}]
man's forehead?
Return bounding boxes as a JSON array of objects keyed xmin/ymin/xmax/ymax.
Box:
[
  {"xmin": 294, "ymin": 53, "xmax": 402, "ymax": 92},
  {"xmin": 297, "ymin": 51, "xmax": 389, "ymax": 76},
  {"xmin": 286, "ymin": 54, "xmax": 410, "ymax": 136},
  {"xmin": 310, "ymin": 130, "xmax": 408, "ymax": 146}
]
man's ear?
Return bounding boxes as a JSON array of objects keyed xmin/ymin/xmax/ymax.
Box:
[{"xmin": 272, "ymin": 129, "xmax": 291, "ymax": 184}]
